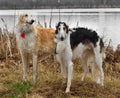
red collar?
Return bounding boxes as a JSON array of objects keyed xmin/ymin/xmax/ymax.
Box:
[{"xmin": 21, "ymin": 31, "xmax": 25, "ymax": 38}]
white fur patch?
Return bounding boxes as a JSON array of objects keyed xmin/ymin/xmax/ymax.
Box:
[
  {"xmin": 56, "ymin": 41, "xmax": 66, "ymax": 54},
  {"xmin": 72, "ymin": 43, "xmax": 90, "ymax": 59},
  {"xmin": 15, "ymin": 27, "xmax": 37, "ymax": 52}
]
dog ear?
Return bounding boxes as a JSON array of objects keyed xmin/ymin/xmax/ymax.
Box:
[
  {"xmin": 55, "ymin": 29, "xmax": 58, "ymax": 34},
  {"xmin": 66, "ymin": 26, "xmax": 69, "ymax": 34},
  {"xmin": 55, "ymin": 22, "xmax": 59, "ymax": 34},
  {"xmin": 65, "ymin": 24, "xmax": 69, "ymax": 34},
  {"xmin": 56, "ymin": 22, "xmax": 61, "ymax": 28},
  {"xmin": 58, "ymin": 21, "xmax": 62, "ymax": 25},
  {"xmin": 55, "ymin": 23, "xmax": 58, "ymax": 29},
  {"xmin": 62, "ymin": 22, "xmax": 69, "ymax": 33}
]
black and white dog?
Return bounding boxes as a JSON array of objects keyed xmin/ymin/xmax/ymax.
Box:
[{"xmin": 55, "ymin": 22, "xmax": 105, "ymax": 93}]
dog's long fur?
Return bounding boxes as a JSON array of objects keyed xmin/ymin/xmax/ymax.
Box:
[
  {"xmin": 55, "ymin": 22, "xmax": 105, "ymax": 92},
  {"xmin": 15, "ymin": 14, "xmax": 55, "ymax": 82}
]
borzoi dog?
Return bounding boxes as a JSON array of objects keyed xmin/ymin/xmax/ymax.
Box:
[
  {"xmin": 15, "ymin": 14, "xmax": 55, "ymax": 82},
  {"xmin": 55, "ymin": 22, "xmax": 104, "ymax": 93}
]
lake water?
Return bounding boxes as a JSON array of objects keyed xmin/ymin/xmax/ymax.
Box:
[{"xmin": 0, "ymin": 8, "xmax": 120, "ymax": 49}]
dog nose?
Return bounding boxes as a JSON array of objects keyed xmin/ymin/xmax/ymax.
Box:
[
  {"xmin": 60, "ymin": 36, "xmax": 64, "ymax": 41},
  {"xmin": 31, "ymin": 19, "xmax": 34, "ymax": 23}
]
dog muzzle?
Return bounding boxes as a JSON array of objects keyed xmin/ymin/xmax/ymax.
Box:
[{"xmin": 26, "ymin": 20, "xmax": 34, "ymax": 25}]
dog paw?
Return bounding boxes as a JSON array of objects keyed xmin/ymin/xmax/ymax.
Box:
[
  {"xmin": 65, "ymin": 88, "xmax": 70, "ymax": 93},
  {"xmin": 81, "ymin": 77, "xmax": 84, "ymax": 81}
]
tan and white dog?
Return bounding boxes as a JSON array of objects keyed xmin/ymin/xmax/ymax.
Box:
[{"xmin": 15, "ymin": 14, "xmax": 55, "ymax": 82}]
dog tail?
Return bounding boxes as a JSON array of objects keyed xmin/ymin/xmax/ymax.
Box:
[{"xmin": 99, "ymin": 38, "xmax": 106, "ymax": 59}]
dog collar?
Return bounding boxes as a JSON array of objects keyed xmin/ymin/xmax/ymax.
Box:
[{"xmin": 21, "ymin": 31, "xmax": 25, "ymax": 38}]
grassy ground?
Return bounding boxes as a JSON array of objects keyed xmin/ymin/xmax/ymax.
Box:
[{"xmin": 0, "ymin": 53, "xmax": 120, "ymax": 98}]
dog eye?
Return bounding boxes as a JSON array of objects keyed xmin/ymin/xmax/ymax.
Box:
[
  {"xmin": 58, "ymin": 28, "xmax": 60, "ymax": 31},
  {"xmin": 25, "ymin": 14, "xmax": 28, "ymax": 17},
  {"xmin": 63, "ymin": 27, "xmax": 66, "ymax": 31},
  {"xmin": 55, "ymin": 30, "xmax": 58, "ymax": 34}
]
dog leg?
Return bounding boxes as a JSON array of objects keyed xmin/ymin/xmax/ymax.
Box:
[
  {"xmin": 91, "ymin": 62, "xmax": 96, "ymax": 82},
  {"xmin": 65, "ymin": 61, "xmax": 73, "ymax": 93},
  {"xmin": 60, "ymin": 64, "xmax": 67, "ymax": 84},
  {"xmin": 91, "ymin": 63, "xmax": 100, "ymax": 83},
  {"xmin": 56, "ymin": 55, "xmax": 67, "ymax": 83},
  {"xmin": 94, "ymin": 45, "xmax": 104, "ymax": 86},
  {"xmin": 33, "ymin": 53, "xmax": 38, "ymax": 83},
  {"xmin": 81, "ymin": 60, "xmax": 88, "ymax": 81},
  {"xmin": 59, "ymin": 60, "xmax": 67, "ymax": 84},
  {"xmin": 20, "ymin": 50, "xmax": 28, "ymax": 81}
]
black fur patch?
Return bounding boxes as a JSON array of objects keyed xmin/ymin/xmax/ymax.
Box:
[{"xmin": 70, "ymin": 27, "xmax": 99, "ymax": 49}]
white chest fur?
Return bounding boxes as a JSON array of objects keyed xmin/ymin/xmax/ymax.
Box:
[
  {"xmin": 16, "ymin": 31, "xmax": 36, "ymax": 52},
  {"xmin": 15, "ymin": 24, "xmax": 37, "ymax": 53},
  {"xmin": 55, "ymin": 35, "xmax": 72, "ymax": 65}
]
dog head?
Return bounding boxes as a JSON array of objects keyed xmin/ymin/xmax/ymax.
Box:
[
  {"xmin": 19, "ymin": 14, "xmax": 35, "ymax": 25},
  {"xmin": 55, "ymin": 22, "xmax": 69, "ymax": 41}
]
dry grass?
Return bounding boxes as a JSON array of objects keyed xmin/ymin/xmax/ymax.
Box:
[
  {"xmin": 0, "ymin": 53, "xmax": 120, "ymax": 98},
  {"xmin": 0, "ymin": 26, "xmax": 120, "ymax": 98}
]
